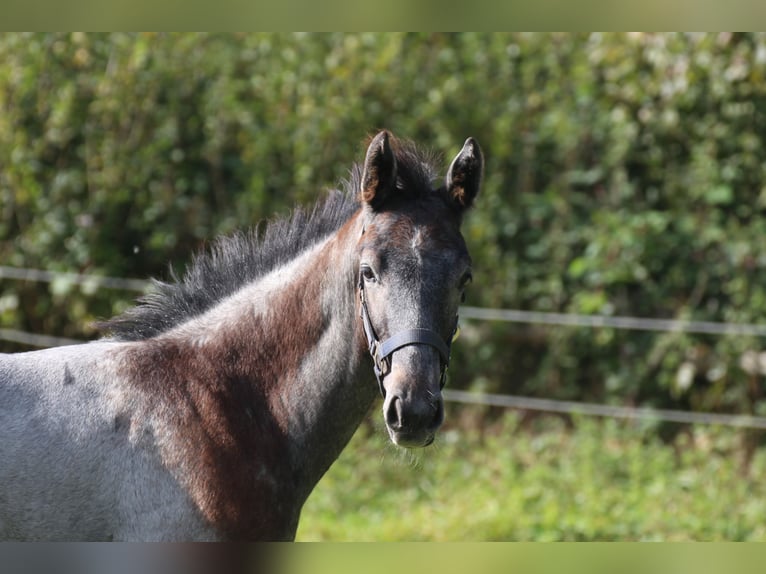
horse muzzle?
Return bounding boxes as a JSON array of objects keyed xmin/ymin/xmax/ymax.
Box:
[
  {"xmin": 381, "ymin": 359, "xmax": 445, "ymax": 448},
  {"xmin": 383, "ymin": 391, "xmax": 444, "ymax": 447}
]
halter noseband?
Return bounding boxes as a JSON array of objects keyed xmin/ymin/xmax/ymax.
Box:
[{"xmin": 358, "ymin": 275, "xmax": 457, "ymax": 398}]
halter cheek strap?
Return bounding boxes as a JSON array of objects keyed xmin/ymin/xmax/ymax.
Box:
[{"xmin": 359, "ymin": 278, "xmax": 457, "ymax": 398}]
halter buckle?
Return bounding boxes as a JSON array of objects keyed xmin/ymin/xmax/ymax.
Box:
[{"xmin": 370, "ymin": 339, "xmax": 389, "ymax": 378}]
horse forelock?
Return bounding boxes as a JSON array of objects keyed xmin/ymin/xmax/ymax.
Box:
[{"xmin": 353, "ymin": 134, "xmax": 442, "ymax": 199}]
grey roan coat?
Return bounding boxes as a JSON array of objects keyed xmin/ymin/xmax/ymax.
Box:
[{"xmin": 0, "ymin": 131, "xmax": 483, "ymax": 540}]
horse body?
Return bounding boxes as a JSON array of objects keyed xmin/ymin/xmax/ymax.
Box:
[
  {"xmin": 1, "ymin": 219, "xmax": 370, "ymax": 541},
  {"xmin": 0, "ymin": 131, "xmax": 483, "ymax": 540}
]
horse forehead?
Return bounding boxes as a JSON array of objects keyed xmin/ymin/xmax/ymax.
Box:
[{"xmin": 364, "ymin": 206, "xmax": 464, "ymax": 256}]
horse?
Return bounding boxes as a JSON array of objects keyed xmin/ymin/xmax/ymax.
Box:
[{"xmin": 0, "ymin": 131, "xmax": 483, "ymax": 541}]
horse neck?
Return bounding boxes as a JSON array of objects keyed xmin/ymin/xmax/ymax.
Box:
[
  {"xmin": 163, "ymin": 209, "xmax": 376, "ymax": 497},
  {"xmin": 277, "ymin": 213, "xmax": 379, "ymax": 492}
]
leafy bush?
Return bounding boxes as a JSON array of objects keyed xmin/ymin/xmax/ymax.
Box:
[{"xmin": 2, "ymin": 33, "xmax": 766, "ymax": 420}]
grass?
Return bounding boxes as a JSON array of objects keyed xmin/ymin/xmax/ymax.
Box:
[{"xmin": 296, "ymin": 410, "xmax": 766, "ymax": 541}]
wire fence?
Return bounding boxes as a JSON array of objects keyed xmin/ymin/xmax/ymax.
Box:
[
  {"xmin": 442, "ymin": 389, "xmax": 766, "ymax": 430},
  {"xmin": 4, "ymin": 265, "xmax": 766, "ymax": 336},
  {"xmin": 0, "ymin": 328, "xmax": 84, "ymax": 348},
  {"xmin": 3, "ymin": 265, "xmax": 766, "ymax": 429},
  {"xmin": 459, "ymin": 306, "xmax": 766, "ymax": 337},
  {"xmin": 0, "ymin": 265, "xmax": 151, "ymax": 292}
]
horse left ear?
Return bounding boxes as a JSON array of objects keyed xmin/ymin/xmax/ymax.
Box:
[
  {"xmin": 361, "ymin": 130, "xmax": 397, "ymax": 209},
  {"xmin": 446, "ymin": 137, "xmax": 483, "ymax": 211}
]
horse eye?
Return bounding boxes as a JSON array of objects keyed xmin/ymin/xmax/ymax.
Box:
[{"xmin": 360, "ymin": 265, "xmax": 376, "ymax": 283}]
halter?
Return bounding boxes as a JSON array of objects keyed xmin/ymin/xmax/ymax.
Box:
[{"xmin": 358, "ymin": 275, "xmax": 457, "ymax": 398}]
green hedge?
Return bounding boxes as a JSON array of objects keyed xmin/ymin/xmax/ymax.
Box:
[{"xmin": 2, "ymin": 33, "xmax": 766, "ymax": 420}]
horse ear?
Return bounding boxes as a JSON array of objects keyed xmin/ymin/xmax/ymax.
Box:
[
  {"xmin": 446, "ymin": 137, "xmax": 483, "ymax": 211},
  {"xmin": 360, "ymin": 130, "xmax": 397, "ymax": 209}
]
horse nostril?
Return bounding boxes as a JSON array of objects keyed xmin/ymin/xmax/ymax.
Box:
[{"xmin": 386, "ymin": 394, "xmax": 444, "ymax": 433}]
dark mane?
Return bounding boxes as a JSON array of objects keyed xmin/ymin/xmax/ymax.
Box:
[{"xmin": 101, "ymin": 138, "xmax": 440, "ymax": 341}]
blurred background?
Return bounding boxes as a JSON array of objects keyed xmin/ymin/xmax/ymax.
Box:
[{"xmin": 2, "ymin": 33, "xmax": 766, "ymax": 540}]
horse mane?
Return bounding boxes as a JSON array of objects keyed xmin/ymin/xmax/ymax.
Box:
[{"xmin": 101, "ymin": 136, "xmax": 440, "ymax": 342}]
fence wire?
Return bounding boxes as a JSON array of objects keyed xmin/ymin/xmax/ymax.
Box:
[
  {"xmin": 0, "ymin": 265, "xmax": 150, "ymax": 292},
  {"xmin": 3, "ymin": 266, "xmax": 766, "ymax": 335},
  {"xmin": 0, "ymin": 328, "xmax": 84, "ymax": 348},
  {"xmin": 4, "ymin": 265, "xmax": 766, "ymax": 429},
  {"xmin": 2, "ymin": 269, "xmax": 766, "ymax": 342},
  {"xmin": 460, "ymin": 306, "xmax": 766, "ymax": 337},
  {"xmin": 442, "ymin": 389, "xmax": 766, "ymax": 430}
]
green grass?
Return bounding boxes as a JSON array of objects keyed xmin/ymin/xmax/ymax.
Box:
[{"xmin": 296, "ymin": 411, "xmax": 766, "ymax": 541}]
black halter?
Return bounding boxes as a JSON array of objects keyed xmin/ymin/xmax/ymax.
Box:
[{"xmin": 358, "ymin": 276, "xmax": 457, "ymax": 398}]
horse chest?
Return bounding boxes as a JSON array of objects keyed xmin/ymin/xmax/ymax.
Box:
[{"xmin": 128, "ymin": 378, "xmax": 300, "ymax": 539}]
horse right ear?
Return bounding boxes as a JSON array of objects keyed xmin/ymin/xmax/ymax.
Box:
[
  {"xmin": 446, "ymin": 137, "xmax": 483, "ymax": 212},
  {"xmin": 360, "ymin": 131, "xmax": 397, "ymax": 209}
]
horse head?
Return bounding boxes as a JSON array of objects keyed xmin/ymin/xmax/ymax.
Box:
[{"xmin": 356, "ymin": 131, "xmax": 483, "ymax": 448}]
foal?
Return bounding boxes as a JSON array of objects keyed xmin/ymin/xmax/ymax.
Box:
[{"xmin": 0, "ymin": 131, "xmax": 483, "ymax": 540}]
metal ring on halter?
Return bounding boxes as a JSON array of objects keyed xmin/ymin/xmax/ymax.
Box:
[{"xmin": 358, "ymin": 277, "xmax": 457, "ymax": 398}]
